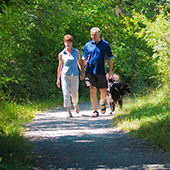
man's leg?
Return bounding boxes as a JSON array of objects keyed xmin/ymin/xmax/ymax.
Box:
[
  {"xmin": 90, "ymin": 86, "xmax": 98, "ymax": 112},
  {"xmin": 84, "ymin": 73, "xmax": 99, "ymax": 117},
  {"xmin": 99, "ymin": 88, "xmax": 107, "ymax": 113}
]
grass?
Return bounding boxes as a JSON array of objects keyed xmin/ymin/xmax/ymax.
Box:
[
  {"xmin": 0, "ymin": 97, "xmax": 63, "ymax": 170},
  {"xmin": 0, "ymin": 100, "xmax": 35, "ymax": 169},
  {"xmin": 113, "ymin": 85, "xmax": 170, "ymax": 151}
]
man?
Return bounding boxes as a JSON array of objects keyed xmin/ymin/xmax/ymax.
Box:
[{"xmin": 80, "ymin": 27, "xmax": 113, "ymax": 117}]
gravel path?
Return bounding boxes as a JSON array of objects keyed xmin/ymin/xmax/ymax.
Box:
[{"xmin": 25, "ymin": 102, "xmax": 170, "ymax": 170}]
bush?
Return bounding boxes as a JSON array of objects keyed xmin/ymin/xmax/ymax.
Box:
[{"xmin": 0, "ymin": 0, "xmax": 169, "ymax": 100}]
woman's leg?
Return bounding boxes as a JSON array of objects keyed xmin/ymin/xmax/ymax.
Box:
[
  {"xmin": 69, "ymin": 76, "xmax": 79, "ymax": 113},
  {"xmin": 61, "ymin": 75, "xmax": 71, "ymax": 108},
  {"xmin": 66, "ymin": 106, "xmax": 72, "ymax": 117}
]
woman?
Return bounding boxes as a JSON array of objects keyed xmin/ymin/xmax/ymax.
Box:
[{"xmin": 56, "ymin": 34, "xmax": 82, "ymax": 117}]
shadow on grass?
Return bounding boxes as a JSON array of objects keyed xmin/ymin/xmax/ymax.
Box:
[
  {"xmin": 130, "ymin": 117, "xmax": 170, "ymax": 151},
  {"xmin": 0, "ymin": 133, "xmax": 34, "ymax": 170},
  {"xmin": 113, "ymin": 101, "xmax": 170, "ymax": 151}
]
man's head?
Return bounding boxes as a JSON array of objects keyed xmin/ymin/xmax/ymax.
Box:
[{"xmin": 90, "ymin": 27, "xmax": 100, "ymax": 43}]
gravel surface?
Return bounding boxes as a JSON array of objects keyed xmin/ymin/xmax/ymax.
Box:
[{"xmin": 25, "ymin": 102, "xmax": 170, "ymax": 170}]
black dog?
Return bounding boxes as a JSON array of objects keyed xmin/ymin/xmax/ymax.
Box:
[{"xmin": 106, "ymin": 76, "xmax": 131, "ymax": 114}]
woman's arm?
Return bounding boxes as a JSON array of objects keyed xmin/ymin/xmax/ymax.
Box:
[
  {"xmin": 56, "ymin": 53, "xmax": 63, "ymax": 88},
  {"xmin": 77, "ymin": 50, "xmax": 82, "ymax": 71},
  {"xmin": 77, "ymin": 50, "xmax": 86, "ymax": 80}
]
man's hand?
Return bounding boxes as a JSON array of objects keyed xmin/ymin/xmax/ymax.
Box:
[
  {"xmin": 108, "ymin": 71, "xmax": 113, "ymax": 79},
  {"xmin": 80, "ymin": 72, "xmax": 85, "ymax": 80}
]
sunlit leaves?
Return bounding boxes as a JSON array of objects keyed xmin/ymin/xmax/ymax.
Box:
[{"xmin": 135, "ymin": 12, "xmax": 170, "ymax": 85}]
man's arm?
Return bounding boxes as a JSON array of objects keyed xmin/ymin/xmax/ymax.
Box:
[{"xmin": 108, "ymin": 59, "xmax": 113, "ymax": 79}]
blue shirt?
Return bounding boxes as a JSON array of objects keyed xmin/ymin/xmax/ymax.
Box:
[
  {"xmin": 82, "ymin": 38, "xmax": 113, "ymax": 75},
  {"xmin": 61, "ymin": 47, "xmax": 79, "ymax": 76}
]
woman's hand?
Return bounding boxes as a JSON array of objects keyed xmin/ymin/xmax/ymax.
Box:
[
  {"xmin": 80, "ymin": 72, "xmax": 85, "ymax": 80},
  {"xmin": 56, "ymin": 79, "xmax": 60, "ymax": 88}
]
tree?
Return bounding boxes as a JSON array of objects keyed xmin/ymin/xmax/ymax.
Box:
[
  {"xmin": 1, "ymin": 0, "xmax": 169, "ymax": 100},
  {"xmin": 136, "ymin": 12, "xmax": 170, "ymax": 87}
]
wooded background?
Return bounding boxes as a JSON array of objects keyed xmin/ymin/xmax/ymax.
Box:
[{"xmin": 0, "ymin": 0, "xmax": 170, "ymax": 101}]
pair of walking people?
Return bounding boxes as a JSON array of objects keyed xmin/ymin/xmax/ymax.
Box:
[{"xmin": 56, "ymin": 27, "xmax": 114, "ymax": 118}]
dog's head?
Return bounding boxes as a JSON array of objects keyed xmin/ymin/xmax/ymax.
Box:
[{"xmin": 120, "ymin": 84, "xmax": 131, "ymax": 95}]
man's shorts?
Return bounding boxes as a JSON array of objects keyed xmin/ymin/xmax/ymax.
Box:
[{"xmin": 85, "ymin": 73, "xmax": 108, "ymax": 89}]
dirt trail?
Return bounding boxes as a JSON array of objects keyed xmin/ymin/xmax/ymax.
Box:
[{"xmin": 25, "ymin": 102, "xmax": 170, "ymax": 170}]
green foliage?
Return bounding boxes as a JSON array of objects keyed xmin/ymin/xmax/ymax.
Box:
[
  {"xmin": 1, "ymin": 1, "xmax": 169, "ymax": 168},
  {"xmin": 0, "ymin": 100, "xmax": 35, "ymax": 135},
  {"xmin": 135, "ymin": 12, "xmax": 170, "ymax": 87},
  {"xmin": 0, "ymin": 0, "xmax": 169, "ymax": 100},
  {"xmin": 0, "ymin": 0, "xmax": 68, "ymax": 100},
  {"xmin": 0, "ymin": 134, "xmax": 33, "ymax": 170},
  {"xmin": 0, "ymin": 100, "xmax": 35, "ymax": 169},
  {"xmin": 0, "ymin": 97, "xmax": 63, "ymax": 169},
  {"xmin": 110, "ymin": 16, "xmax": 157, "ymax": 87},
  {"xmin": 118, "ymin": 0, "xmax": 170, "ymax": 18},
  {"xmin": 113, "ymin": 87, "xmax": 170, "ymax": 151}
]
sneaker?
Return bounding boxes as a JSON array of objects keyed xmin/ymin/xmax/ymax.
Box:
[{"xmin": 91, "ymin": 111, "xmax": 99, "ymax": 117}]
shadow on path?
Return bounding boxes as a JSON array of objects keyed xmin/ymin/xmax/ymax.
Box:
[{"xmin": 25, "ymin": 102, "xmax": 170, "ymax": 170}]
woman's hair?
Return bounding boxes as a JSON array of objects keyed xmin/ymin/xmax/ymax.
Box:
[{"xmin": 64, "ymin": 34, "xmax": 74, "ymax": 43}]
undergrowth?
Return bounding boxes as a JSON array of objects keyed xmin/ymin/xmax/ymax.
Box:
[
  {"xmin": 0, "ymin": 100, "xmax": 35, "ymax": 169},
  {"xmin": 113, "ymin": 85, "xmax": 170, "ymax": 151},
  {"xmin": 0, "ymin": 97, "xmax": 62, "ymax": 170}
]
